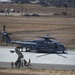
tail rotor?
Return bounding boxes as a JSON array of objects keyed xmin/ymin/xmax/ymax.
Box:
[{"xmin": 0, "ymin": 25, "xmax": 13, "ymax": 43}]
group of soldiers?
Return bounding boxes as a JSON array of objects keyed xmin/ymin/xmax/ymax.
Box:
[{"xmin": 11, "ymin": 46, "xmax": 31, "ymax": 68}]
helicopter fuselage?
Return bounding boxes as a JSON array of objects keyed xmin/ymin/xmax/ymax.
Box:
[
  {"xmin": 1, "ymin": 31, "xmax": 66, "ymax": 53},
  {"xmin": 24, "ymin": 39, "xmax": 66, "ymax": 53}
]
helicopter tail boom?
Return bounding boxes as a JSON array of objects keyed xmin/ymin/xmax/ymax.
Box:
[{"xmin": 1, "ymin": 31, "xmax": 11, "ymax": 44}]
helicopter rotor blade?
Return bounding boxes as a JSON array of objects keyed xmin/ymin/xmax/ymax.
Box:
[{"xmin": 0, "ymin": 25, "xmax": 13, "ymax": 42}]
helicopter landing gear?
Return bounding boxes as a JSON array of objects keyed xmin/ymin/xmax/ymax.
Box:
[
  {"xmin": 62, "ymin": 51, "xmax": 65, "ymax": 53},
  {"xmin": 25, "ymin": 48, "xmax": 31, "ymax": 52}
]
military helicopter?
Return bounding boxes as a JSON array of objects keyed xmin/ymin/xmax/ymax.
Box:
[{"xmin": 1, "ymin": 30, "xmax": 66, "ymax": 53}]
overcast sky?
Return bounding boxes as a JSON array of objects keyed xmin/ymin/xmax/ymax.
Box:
[{"xmin": 0, "ymin": 0, "xmax": 10, "ymax": 1}]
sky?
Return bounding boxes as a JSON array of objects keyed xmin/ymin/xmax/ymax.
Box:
[{"xmin": 0, "ymin": 0, "xmax": 10, "ymax": 1}]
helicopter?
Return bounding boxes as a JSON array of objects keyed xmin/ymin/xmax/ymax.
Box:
[{"xmin": 1, "ymin": 31, "xmax": 66, "ymax": 53}]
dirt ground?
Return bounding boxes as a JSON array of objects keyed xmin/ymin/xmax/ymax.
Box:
[
  {"xmin": 0, "ymin": 68, "xmax": 75, "ymax": 75},
  {"xmin": 0, "ymin": 16, "xmax": 75, "ymax": 48},
  {"xmin": 0, "ymin": 3, "xmax": 75, "ymax": 15},
  {"xmin": 0, "ymin": 3, "xmax": 75, "ymax": 48}
]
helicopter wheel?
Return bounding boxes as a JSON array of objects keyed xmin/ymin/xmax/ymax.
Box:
[
  {"xmin": 62, "ymin": 51, "xmax": 65, "ymax": 53},
  {"xmin": 36, "ymin": 50, "xmax": 41, "ymax": 53},
  {"xmin": 26, "ymin": 50, "xmax": 31, "ymax": 52},
  {"xmin": 25, "ymin": 48, "xmax": 31, "ymax": 52}
]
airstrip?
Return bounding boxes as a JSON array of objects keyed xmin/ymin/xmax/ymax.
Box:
[{"xmin": 0, "ymin": 46, "xmax": 75, "ymax": 70}]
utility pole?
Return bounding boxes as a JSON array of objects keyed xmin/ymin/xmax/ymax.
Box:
[
  {"xmin": 2, "ymin": 25, "xmax": 6, "ymax": 42},
  {"xmin": 21, "ymin": 3, "xmax": 23, "ymax": 16}
]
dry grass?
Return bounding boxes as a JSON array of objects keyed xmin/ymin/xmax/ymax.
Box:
[
  {"xmin": 0, "ymin": 68, "xmax": 75, "ymax": 75},
  {"xmin": 0, "ymin": 16, "xmax": 75, "ymax": 48},
  {"xmin": 0, "ymin": 3, "xmax": 75, "ymax": 14},
  {"xmin": 0, "ymin": 3, "xmax": 75, "ymax": 48}
]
